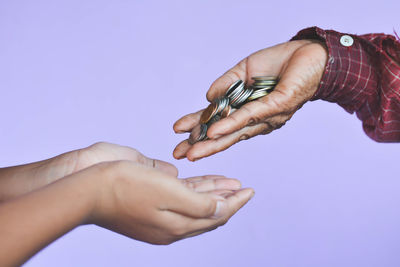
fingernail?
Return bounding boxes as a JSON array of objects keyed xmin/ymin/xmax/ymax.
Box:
[
  {"xmin": 250, "ymin": 191, "xmax": 255, "ymax": 199},
  {"xmin": 212, "ymin": 134, "xmax": 221, "ymax": 139},
  {"xmin": 213, "ymin": 201, "xmax": 226, "ymax": 218}
]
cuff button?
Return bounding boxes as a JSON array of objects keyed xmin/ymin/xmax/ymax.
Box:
[{"xmin": 340, "ymin": 35, "xmax": 354, "ymax": 47}]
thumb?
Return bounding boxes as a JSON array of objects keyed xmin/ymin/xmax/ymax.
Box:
[
  {"xmin": 178, "ymin": 188, "xmax": 255, "ymax": 233},
  {"xmin": 167, "ymin": 186, "xmax": 226, "ymax": 218},
  {"xmin": 168, "ymin": 183, "xmax": 254, "ymax": 219},
  {"xmin": 212, "ymin": 188, "xmax": 255, "ymax": 219}
]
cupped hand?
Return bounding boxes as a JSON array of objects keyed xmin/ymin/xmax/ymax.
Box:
[
  {"xmin": 34, "ymin": 142, "xmax": 177, "ymax": 186},
  {"xmin": 173, "ymin": 40, "xmax": 328, "ymax": 161},
  {"xmin": 88, "ymin": 161, "xmax": 254, "ymax": 245},
  {"xmin": 72, "ymin": 142, "xmax": 178, "ymax": 176},
  {"xmin": 0, "ymin": 142, "xmax": 178, "ymax": 201}
]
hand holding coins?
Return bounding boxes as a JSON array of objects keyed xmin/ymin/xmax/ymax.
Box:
[
  {"xmin": 189, "ymin": 77, "xmax": 278, "ymax": 145},
  {"xmin": 174, "ymin": 40, "xmax": 328, "ymax": 161}
]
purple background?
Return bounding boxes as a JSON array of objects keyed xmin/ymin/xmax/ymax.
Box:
[{"xmin": 1, "ymin": 1, "xmax": 400, "ymax": 266}]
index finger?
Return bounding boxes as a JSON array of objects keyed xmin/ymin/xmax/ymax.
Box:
[
  {"xmin": 206, "ymin": 58, "xmax": 248, "ymax": 102},
  {"xmin": 173, "ymin": 109, "xmax": 203, "ymax": 134},
  {"xmin": 207, "ymin": 86, "xmax": 290, "ymax": 139}
]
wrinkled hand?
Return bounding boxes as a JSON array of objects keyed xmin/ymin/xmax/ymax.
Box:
[
  {"xmin": 88, "ymin": 161, "xmax": 254, "ymax": 245},
  {"xmin": 173, "ymin": 40, "xmax": 328, "ymax": 161}
]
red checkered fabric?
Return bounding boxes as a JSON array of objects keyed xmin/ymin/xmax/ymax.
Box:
[{"xmin": 292, "ymin": 27, "xmax": 400, "ymax": 142}]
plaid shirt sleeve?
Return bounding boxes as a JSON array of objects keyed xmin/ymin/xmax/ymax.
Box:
[{"xmin": 292, "ymin": 27, "xmax": 400, "ymax": 142}]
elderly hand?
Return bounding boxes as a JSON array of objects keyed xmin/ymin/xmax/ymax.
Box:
[{"xmin": 173, "ymin": 40, "xmax": 328, "ymax": 161}]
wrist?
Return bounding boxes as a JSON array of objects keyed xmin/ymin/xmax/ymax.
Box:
[
  {"xmin": 81, "ymin": 161, "xmax": 124, "ymax": 225},
  {"xmin": 65, "ymin": 164, "xmax": 105, "ymax": 225},
  {"xmin": 307, "ymin": 41, "xmax": 329, "ymax": 100},
  {"xmin": 291, "ymin": 27, "xmax": 378, "ymax": 114}
]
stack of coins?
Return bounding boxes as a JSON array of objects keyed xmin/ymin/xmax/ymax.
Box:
[{"xmin": 188, "ymin": 76, "xmax": 278, "ymax": 145}]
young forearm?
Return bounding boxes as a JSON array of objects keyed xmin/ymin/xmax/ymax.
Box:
[
  {"xmin": 0, "ymin": 152, "xmax": 78, "ymax": 202},
  {"xmin": 0, "ymin": 169, "xmax": 95, "ymax": 266}
]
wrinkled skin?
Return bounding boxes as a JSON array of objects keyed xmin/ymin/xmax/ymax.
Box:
[{"xmin": 173, "ymin": 40, "xmax": 328, "ymax": 161}]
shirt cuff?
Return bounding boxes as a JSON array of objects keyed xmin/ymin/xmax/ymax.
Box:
[{"xmin": 290, "ymin": 27, "xmax": 378, "ymax": 114}]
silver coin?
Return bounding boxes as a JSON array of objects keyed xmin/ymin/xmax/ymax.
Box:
[
  {"xmin": 188, "ymin": 123, "xmax": 209, "ymax": 144},
  {"xmin": 189, "ymin": 124, "xmax": 201, "ymax": 144},
  {"xmin": 207, "ymin": 114, "xmax": 221, "ymax": 126},
  {"xmin": 251, "ymin": 88, "xmax": 268, "ymax": 94},
  {"xmin": 231, "ymin": 88, "xmax": 253, "ymax": 107},
  {"xmin": 215, "ymin": 97, "xmax": 229, "ymax": 114},
  {"xmin": 247, "ymin": 90, "xmax": 269, "ymax": 101},
  {"xmin": 236, "ymin": 88, "xmax": 253, "ymax": 107},
  {"xmin": 228, "ymin": 86, "xmax": 245, "ymax": 102},
  {"xmin": 252, "ymin": 82, "xmax": 277, "ymax": 87},
  {"xmin": 250, "ymin": 85, "xmax": 275, "ymax": 90},
  {"xmin": 198, "ymin": 123, "xmax": 208, "ymax": 141},
  {"xmin": 226, "ymin": 80, "xmax": 244, "ymax": 99},
  {"xmin": 229, "ymin": 108, "xmax": 237, "ymax": 115},
  {"xmin": 252, "ymin": 80, "xmax": 277, "ymax": 86},
  {"xmin": 188, "ymin": 124, "xmax": 208, "ymax": 145},
  {"xmin": 252, "ymin": 76, "xmax": 278, "ymax": 81},
  {"xmin": 229, "ymin": 88, "xmax": 246, "ymax": 107},
  {"xmin": 228, "ymin": 86, "xmax": 244, "ymax": 103}
]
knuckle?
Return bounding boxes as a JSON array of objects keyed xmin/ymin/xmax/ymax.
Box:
[
  {"xmin": 272, "ymin": 89, "xmax": 295, "ymax": 111},
  {"xmin": 206, "ymin": 92, "xmax": 213, "ymax": 102},
  {"xmin": 276, "ymin": 122, "xmax": 286, "ymax": 129},
  {"xmin": 134, "ymin": 154, "xmax": 146, "ymax": 165},
  {"xmin": 247, "ymin": 116, "xmax": 263, "ymax": 126},
  {"xmin": 90, "ymin": 141, "xmax": 110, "ymax": 150},
  {"xmin": 227, "ymin": 69, "xmax": 243, "ymax": 82},
  {"xmin": 247, "ymin": 116, "xmax": 261, "ymax": 126},
  {"xmin": 239, "ymin": 106, "xmax": 258, "ymax": 125},
  {"xmin": 247, "ymin": 117, "xmax": 256, "ymax": 126},
  {"xmin": 271, "ymin": 120, "xmax": 285, "ymax": 129},
  {"xmin": 269, "ymin": 115, "xmax": 291, "ymax": 130},
  {"xmin": 266, "ymin": 86, "xmax": 298, "ymax": 114},
  {"xmin": 183, "ymin": 180, "xmax": 196, "ymax": 191},
  {"xmin": 259, "ymin": 124, "xmax": 272, "ymax": 135},
  {"xmin": 238, "ymin": 134, "xmax": 251, "ymax": 142},
  {"xmin": 201, "ymin": 200, "xmax": 217, "ymax": 217}
]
